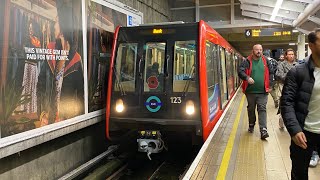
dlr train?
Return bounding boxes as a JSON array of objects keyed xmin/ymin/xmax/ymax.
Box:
[{"xmin": 106, "ymin": 20, "xmax": 241, "ymax": 157}]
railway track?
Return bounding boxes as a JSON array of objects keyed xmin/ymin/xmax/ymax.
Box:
[
  {"xmin": 59, "ymin": 133, "xmax": 199, "ymax": 180},
  {"xmin": 107, "ymin": 143, "xmax": 199, "ymax": 180}
]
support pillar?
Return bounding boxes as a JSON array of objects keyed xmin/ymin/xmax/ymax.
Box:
[
  {"xmin": 231, "ymin": 0, "xmax": 235, "ymax": 24},
  {"xmin": 297, "ymin": 33, "xmax": 306, "ymax": 60},
  {"xmin": 195, "ymin": 0, "xmax": 200, "ymax": 22}
]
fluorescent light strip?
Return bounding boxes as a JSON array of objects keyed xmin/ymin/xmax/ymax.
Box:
[{"xmin": 270, "ymin": 0, "xmax": 283, "ymax": 21}]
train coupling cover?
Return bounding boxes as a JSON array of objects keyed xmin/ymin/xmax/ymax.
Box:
[{"xmin": 137, "ymin": 130, "xmax": 167, "ymax": 160}]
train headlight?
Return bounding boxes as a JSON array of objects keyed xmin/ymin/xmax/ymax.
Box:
[
  {"xmin": 186, "ymin": 100, "xmax": 195, "ymax": 115},
  {"xmin": 115, "ymin": 99, "xmax": 124, "ymax": 113}
]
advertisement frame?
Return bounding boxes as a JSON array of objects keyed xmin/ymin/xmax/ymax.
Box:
[{"xmin": 0, "ymin": 0, "xmax": 143, "ymax": 159}]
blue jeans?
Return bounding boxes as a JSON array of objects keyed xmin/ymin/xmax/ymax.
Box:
[{"xmin": 245, "ymin": 93, "xmax": 268, "ymax": 131}]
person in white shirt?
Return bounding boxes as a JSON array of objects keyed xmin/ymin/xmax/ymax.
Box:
[{"xmin": 280, "ymin": 28, "xmax": 320, "ymax": 180}]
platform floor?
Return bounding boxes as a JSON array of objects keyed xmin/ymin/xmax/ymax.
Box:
[{"xmin": 185, "ymin": 91, "xmax": 320, "ymax": 180}]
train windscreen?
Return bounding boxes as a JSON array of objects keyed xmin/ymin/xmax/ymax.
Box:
[
  {"xmin": 110, "ymin": 23, "xmax": 199, "ymax": 120},
  {"xmin": 114, "ymin": 43, "xmax": 138, "ymax": 92},
  {"xmin": 173, "ymin": 40, "xmax": 196, "ymax": 92},
  {"xmin": 144, "ymin": 42, "xmax": 165, "ymax": 92}
]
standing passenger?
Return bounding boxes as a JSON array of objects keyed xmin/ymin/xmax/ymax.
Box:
[
  {"xmin": 264, "ymin": 51, "xmax": 279, "ymax": 108},
  {"xmin": 280, "ymin": 29, "xmax": 320, "ymax": 180},
  {"xmin": 238, "ymin": 44, "xmax": 273, "ymax": 139},
  {"xmin": 276, "ymin": 48, "xmax": 295, "ymax": 129},
  {"xmin": 276, "ymin": 49, "xmax": 296, "ymax": 83},
  {"xmin": 279, "ymin": 54, "xmax": 285, "ymax": 62}
]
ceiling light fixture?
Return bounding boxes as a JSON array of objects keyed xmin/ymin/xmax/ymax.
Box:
[{"xmin": 270, "ymin": 0, "xmax": 284, "ymax": 21}]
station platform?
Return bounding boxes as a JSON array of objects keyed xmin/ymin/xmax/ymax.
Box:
[{"xmin": 184, "ymin": 90, "xmax": 320, "ymax": 180}]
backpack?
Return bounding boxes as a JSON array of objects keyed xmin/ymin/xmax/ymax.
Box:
[
  {"xmin": 269, "ymin": 57, "xmax": 278, "ymax": 74},
  {"xmin": 266, "ymin": 57, "xmax": 278, "ymax": 81}
]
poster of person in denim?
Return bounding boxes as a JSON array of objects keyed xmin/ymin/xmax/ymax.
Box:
[{"xmin": 0, "ymin": 0, "xmax": 84, "ymax": 137}]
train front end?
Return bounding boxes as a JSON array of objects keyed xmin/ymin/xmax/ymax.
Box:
[{"xmin": 106, "ymin": 23, "xmax": 202, "ymax": 156}]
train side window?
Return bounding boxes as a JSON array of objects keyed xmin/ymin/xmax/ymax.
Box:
[
  {"xmin": 114, "ymin": 43, "xmax": 138, "ymax": 92},
  {"xmin": 144, "ymin": 42, "xmax": 166, "ymax": 92},
  {"xmin": 225, "ymin": 51, "xmax": 234, "ymax": 98},
  {"xmin": 205, "ymin": 41, "xmax": 219, "ymax": 99},
  {"xmin": 219, "ymin": 47, "xmax": 228, "ymax": 107},
  {"xmin": 173, "ymin": 40, "xmax": 196, "ymax": 92}
]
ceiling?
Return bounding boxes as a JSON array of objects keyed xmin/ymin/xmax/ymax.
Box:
[{"xmin": 170, "ymin": 0, "xmax": 320, "ymax": 57}]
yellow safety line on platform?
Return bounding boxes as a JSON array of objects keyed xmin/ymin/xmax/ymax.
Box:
[{"xmin": 216, "ymin": 95, "xmax": 245, "ymax": 180}]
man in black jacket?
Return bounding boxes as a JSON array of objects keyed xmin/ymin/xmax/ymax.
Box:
[{"xmin": 280, "ymin": 29, "xmax": 320, "ymax": 180}]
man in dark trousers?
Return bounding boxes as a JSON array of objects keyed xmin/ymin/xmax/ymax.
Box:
[
  {"xmin": 281, "ymin": 29, "xmax": 320, "ymax": 180},
  {"xmin": 238, "ymin": 44, "xmax": 273, "ymax": 139},
  {"xmin": 264, "ymin": 51, "xmax": 279, "ymax": 108}
]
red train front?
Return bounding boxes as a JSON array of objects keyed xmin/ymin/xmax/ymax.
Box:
[{"xmin": 106, "ymin": 21, "xmax": 241, "ymax": 156}]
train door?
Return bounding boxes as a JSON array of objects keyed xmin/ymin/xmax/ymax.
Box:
[
  {"xmin": 112, "ymin": 41, "xmax": 170, "ymax": 119},
  {"xmin": 140, "ymin": 41, "xmax": 169, "ymax": 116},
  {"xmin": 219, "ymin": 47, "xmax": 228, "ymax": 108},
  {"xmin": 140, "ymin": 40, "xmax": 197, "ymax": 118},
  {"xmin": 205, "ymin": 42, "xmax": 221, "ymax": 120}
]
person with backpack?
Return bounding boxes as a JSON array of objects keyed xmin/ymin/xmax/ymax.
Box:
[{"xmin": 264, "ymin": 51, "xmax": 280, "ymax": 108}]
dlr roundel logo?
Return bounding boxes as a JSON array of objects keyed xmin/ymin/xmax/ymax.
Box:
[{"xmin": 144, "ymin": 96, "xmax": 162, "ymax": 113}]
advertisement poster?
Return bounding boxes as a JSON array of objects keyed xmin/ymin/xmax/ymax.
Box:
[
  {"xmin": 87, "ymin": 0, "xmax": 127, "ymax": 112},
  {"xmin": 0, "ymin": 0, "xmax": 84, "ymax": 138},
  {"xmin": 208, "ymin": 84, "xmax": 220, "ymax": 121}
]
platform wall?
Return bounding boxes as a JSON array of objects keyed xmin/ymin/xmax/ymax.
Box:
[
  {"xmin": 0, "ymin": 119, "xmax": 107, "ymax": 179},
  {"xmin": 117, "ymin": 0, "xmax": 171, "ymax": 23},
  {"xmin": 0, "ymin": 0, "xmax": 172, "ymax": 179}
]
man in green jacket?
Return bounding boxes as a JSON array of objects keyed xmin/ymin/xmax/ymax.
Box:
[{"xmin": 238, "ymin": 44, "xmax": 273, "ymax": 139}]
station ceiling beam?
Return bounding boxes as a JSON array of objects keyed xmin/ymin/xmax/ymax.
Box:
[
  {"xmin": 296, "ymin": 27, "xmax": 310, "ymax": 34},
  {"xmin": 239, "ymin": 0, "xmax": 306, "ymax": 13},
  {"xmin": 170, "ymin": 3, "xmax": 240, "ymax": 10},
  {"xmin": 291, "ymin": 0, "xmax": 314, "ymax": 3},
  {"xmin": 240, "ymin": 4, "xmax": 299, "ymax": 20},
  {"xmin": 308, "ymin": 15, "xmax": 320, "ymax": 25},
  {"xmin": 293, "ymin": 0, "xmax": 320, "ymax": 27},
  {"xmin": 242, "ymin": 11, "xmax": 293, "ymax": 25}
]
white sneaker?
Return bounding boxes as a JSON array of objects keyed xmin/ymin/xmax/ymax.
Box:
[{"xmin": 309, "ymin": 152, "xmax": 319, "ymax": 167}]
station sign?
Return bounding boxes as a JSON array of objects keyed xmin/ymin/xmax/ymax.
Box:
[{"xmin": 245, "ymin": 28, "xmax": 292, "ymax": 37}]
